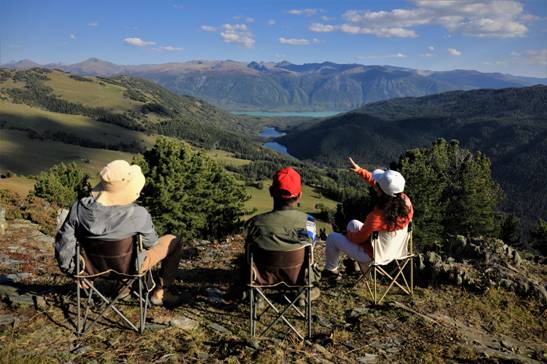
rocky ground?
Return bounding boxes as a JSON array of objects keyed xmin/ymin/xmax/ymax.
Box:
[{"xmin": 0, "ymin": 211, "xmax": 546, "ymax": 363}]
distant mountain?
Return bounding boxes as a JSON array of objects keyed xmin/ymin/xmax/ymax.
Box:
[
  {"xmin": 2, "ymin": 59, "xmax": 42, "ymax": 70},
  {"xmin": 279, "ymin": 85, "xmax": 547, "ymax": 224},
  {"xmin": 3, "ymin": 58, "xmax": 546, "ymax": 111}
]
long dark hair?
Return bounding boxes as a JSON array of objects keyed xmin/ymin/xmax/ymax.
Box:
[{"xmin": 375, "ymin": 191, "xmax": 410, "ymax": 228}]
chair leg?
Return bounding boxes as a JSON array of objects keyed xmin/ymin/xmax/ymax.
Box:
[
  {"xmin": 410, "ymin": 256, "xmax": 414, "ymax": 295},
  {"xmin": 249, "ymin": 288, "xmax": 255, "ymax": 337},
  {"xmin": 374, "ymin": 267, "xmax": 377, "ymax": 305},
  {"xmin": 76, "ymin": 280, "xmax": 81, "ymax": 336},
  {"xmin": 138, "ymin": 277, "xmax": 145, "ymax": 334},
  {"xmin": 83, "ymin": 279, "xmax": 140, "ymax": 333},
  {"xmin": 256, "ymin": 289, "xmax": 305, "ymax": 341},
  {"xmin": 307, "ymin": 287, "xmax": 312, "ymax": 339}
]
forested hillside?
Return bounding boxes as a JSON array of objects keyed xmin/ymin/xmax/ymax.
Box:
[
  {"xmin": 280, "ymin": 86, "xmax": 547, "ymax": 226},
  {"xmin": 0, "ymin": 67, "xmax": 266, "ymax": 169}
]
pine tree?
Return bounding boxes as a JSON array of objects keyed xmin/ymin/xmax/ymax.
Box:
[
  {"xmin": 397, "ymin": 139, "xmax": 501, "ymax": 248},
  {"xmin": 32, "ymin": 162, "xmax": 91, "ymax": 208},
  {"xmin": 135, "ymin": 137, "xmax": 249, "ymax": 242}
]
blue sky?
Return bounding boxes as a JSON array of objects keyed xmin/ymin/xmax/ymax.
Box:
[{"xmin": 1, "ymin": 0, "xmax": 546, "ymax": 77}]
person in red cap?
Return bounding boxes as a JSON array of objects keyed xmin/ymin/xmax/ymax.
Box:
[{"xmin": 244, "ymin": 167, "xmax": 320, "ymax": 302}]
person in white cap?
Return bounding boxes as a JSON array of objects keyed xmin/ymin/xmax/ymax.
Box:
[
  {"xmin": 55, "ymin": 160, "xmax": 183, "ymax": 307},
  {"xmin": 323, "ymin": 157, "xmax": 413, "ymax": 279}
]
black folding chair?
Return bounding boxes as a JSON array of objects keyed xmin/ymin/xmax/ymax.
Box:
[
  {"xmin": 248, "ymin": 244, "xmax": 313, "ymax": 340},
  {"xmin": 74, "ymin": 234, "xmax": 154, "ymax": 335}
]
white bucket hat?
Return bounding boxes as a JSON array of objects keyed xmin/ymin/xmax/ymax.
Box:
[
  {"xmin": 372, "ymin": 169, "xmax": 405, "ymax": 197},
  {"xmin": 91, "ymin": 160, "xmax": 145, "ymax": 206}
]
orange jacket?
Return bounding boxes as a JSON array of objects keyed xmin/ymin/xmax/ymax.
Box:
[{"xmin": 346, "ymin": 167, "xmax": 413, "ymax": 256}]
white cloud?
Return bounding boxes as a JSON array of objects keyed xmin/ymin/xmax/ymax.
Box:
[
  {"xmin": 428, "ymin": 46, "xmax": 435, "ymax": 51},
  {"xmin": 340, "ymin": 24, "xmax": 417, "ymax": 37},
  {"xmin": 322, "ymin": 1, "xmax": 532, "ymax": 39},
  {"xmin": 200, "ymin": 25, "xmax": 217, "ymax": 32},
  {"xmin": 278, "ymin": 37, "xmax": 319, "ymax": 46},
  {"xmin": 288, "ymin": 8, "xmax": 319, "ymax": 16},
  {"xmin": 358, "ymin": 53, "xmax": 408, "ymax": 60},
  {"xmin": 124, "ymin": 37, "xmax": 156, "ymax": 47},
  {"xmin": 447, "ymin": 48, "xmax": 462, "ymax": 56},
  {"xmin": 511, "ymin": 48, "xmax": 547, "ymax": 66},
  {"xmin": 220, "ymin": 23, "xmax": 255, "ymax": 48},
  {"xmin": 69, "ymin": 33, "xmax": 76, "ymax": 40},
  {"xmin": 310, "ymin": 23, "xmax": 336, "ymax": 32},
  {"xmin": 246, "ymin": 17, "xmax": 255, "ymax": 23},
  {"xmin": 267, "ymin": 19, "xmax": 276, "ymax": 26},
  {"xmin": 88, "ymin": 21, "xmax": 99, "ymax": 27},
  {"xmin": 321, "ymin": 15, "xmax": 335, "ymax": 21},
  {"xmin": 157, "ymin": 46, "xmax": 183, "ymax": 52}
]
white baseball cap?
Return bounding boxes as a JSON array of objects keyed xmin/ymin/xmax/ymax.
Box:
[{"xmin": 372, "ymin": 169, "xmax": 405, "ymax": 197}]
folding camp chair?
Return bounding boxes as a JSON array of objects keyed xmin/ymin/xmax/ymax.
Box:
[
  {"xmin": 356, "ymin": 223, "xmax": 414, "ymax": 304},
  {"xmin": 248, "ymin": 244, "xmax": 313, "ymax": 340},
  {"xmin": 74, "ymin": 234, "xmax": 154, "ymax": 335}
]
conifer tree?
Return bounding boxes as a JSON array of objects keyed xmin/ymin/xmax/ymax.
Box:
[
  {"xmin": 33, "ymin": 162, "xmax": 91, "ymax": 207},
  {"xmin": 397, "ymin": 139, "xmax": 501, "ymax": 248},
  {"xmin": 135, "ymin": 137, "xmax": 249, "ymax": 241}
]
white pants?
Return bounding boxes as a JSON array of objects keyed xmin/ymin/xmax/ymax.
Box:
[{"xmin": 325, "ymin": 220, "xmax": 371, "ymax": 271}]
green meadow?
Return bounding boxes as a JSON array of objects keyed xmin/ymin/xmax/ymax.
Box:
[{"xmin": 44, "ymin": 72, "xmax": 141, "ymax": 111}]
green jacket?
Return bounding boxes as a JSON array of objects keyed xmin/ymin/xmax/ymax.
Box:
[
  {"xmin": 245, "ymin": 208, "xmax": 313, "ymax": 252},
  {"xmin": 245, "ymin": 208, "xmax": 319, "ymax": 283}
]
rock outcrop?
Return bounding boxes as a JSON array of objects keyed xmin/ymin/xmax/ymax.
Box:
[{"xmin": 418, "ymin": 235, "xmax": 547, "ymax": 304}]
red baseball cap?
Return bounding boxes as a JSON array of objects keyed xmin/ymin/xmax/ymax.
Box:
[{"xmin": 270, "ymin": 167, "xmax": 302, "ymax": 199}]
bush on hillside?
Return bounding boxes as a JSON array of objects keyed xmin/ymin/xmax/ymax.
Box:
[
  {"xmin": 529, "ymin": 219, "xmax": 547, "ymax": 256},
  {"xmin": 135, "ymin": 137, "xmax": 249, "ymax": 241},
  {"xmin": 32, "ymin": 162, "xmax": 92, "ymax": 208},
  {"xmin": 397, "ymin": 139, "xmax": 501, "ymax": 249}
]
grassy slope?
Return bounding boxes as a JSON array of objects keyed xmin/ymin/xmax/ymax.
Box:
[
  {"xmin": 0, "ymin": 129, "xmax": 135, "ymax": 176},
  {"xmin": 44, "ymin": 72, "xmax": 139, "ymax": 111},
  {"xmin": 0, "ymin": 100, "xmax": 155, "ymax": 152}
]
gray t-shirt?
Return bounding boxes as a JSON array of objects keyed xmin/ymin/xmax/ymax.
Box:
[{"xmin": 55, "ymin": 196, "xmax": 158, "ymax": 274}]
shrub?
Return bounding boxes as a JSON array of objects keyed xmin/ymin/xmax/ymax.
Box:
[
  {"xmin": 32, "ymin": 162, "xmax": 92, "ymax": 208},
  {"xmin": 529, "ymin": 219, "xmax": 547, "ymax": 256},
  {"xmin": 135, "ymin": 137, "xmax": 249, "ymax": 241}
]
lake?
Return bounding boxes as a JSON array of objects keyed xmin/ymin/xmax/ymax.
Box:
[
  {"xmin": 233, "ymin": 111, "xmax": 342, "ymax": 118},
  {"xmin": 263, "ymin": 142, "xmax": 290, "ymax": 155},
  {"xmin": 260, "ymin": 126, "xmax": 291, "ymax": 157},
  {"xmin": 260, "ymin": 127, "xmax": 286, "ymax": 138}
]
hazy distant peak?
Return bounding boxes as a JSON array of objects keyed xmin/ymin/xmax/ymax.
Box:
[{"xmin": 2, "ymin": 59, "xmax": 41, "ymax": 69}]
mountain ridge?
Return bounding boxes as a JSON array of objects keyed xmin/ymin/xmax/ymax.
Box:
[{"xmin": 3, "ymin": 58, "xmax": 546, "ymax": 111}]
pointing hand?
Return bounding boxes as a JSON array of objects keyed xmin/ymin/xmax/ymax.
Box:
[{"xmin": 348, "ymin": 157, "xmax": 360, "ymax": 172}]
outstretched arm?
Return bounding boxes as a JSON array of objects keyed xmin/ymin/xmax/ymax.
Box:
[{"xmin": 348, "ymin": 157, "xmax": 375, "ymax": 187}]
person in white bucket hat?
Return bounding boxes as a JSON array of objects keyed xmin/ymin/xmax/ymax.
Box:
[
  {"xmin": 55, "ymin": 160, "xmax": 184, "ymax": 307},
  {"xmin": 323, "ymin": 157, "xmax": 413, "ymax": 280}
]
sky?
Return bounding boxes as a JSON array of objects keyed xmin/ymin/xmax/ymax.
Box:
[{"xmin": 1, "ymin": 0, "xmax": 546, "ymax": 78}]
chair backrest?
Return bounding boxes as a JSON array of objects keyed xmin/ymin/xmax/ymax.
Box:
[
  {"xmin": 78, "ymin": 235, "xmax": 137, "ymax": 276},
  {"xmin": 249, "ymin": 244, "xmax": 311, "ymax": 287},
  {"xmin": 372, "ymin": 225, "xmax": 412, "ymax": 265}
]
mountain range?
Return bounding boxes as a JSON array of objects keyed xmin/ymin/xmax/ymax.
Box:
[{"xmin": 4, "ymin": 58, "xmax": 546, "ymax": 111}]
